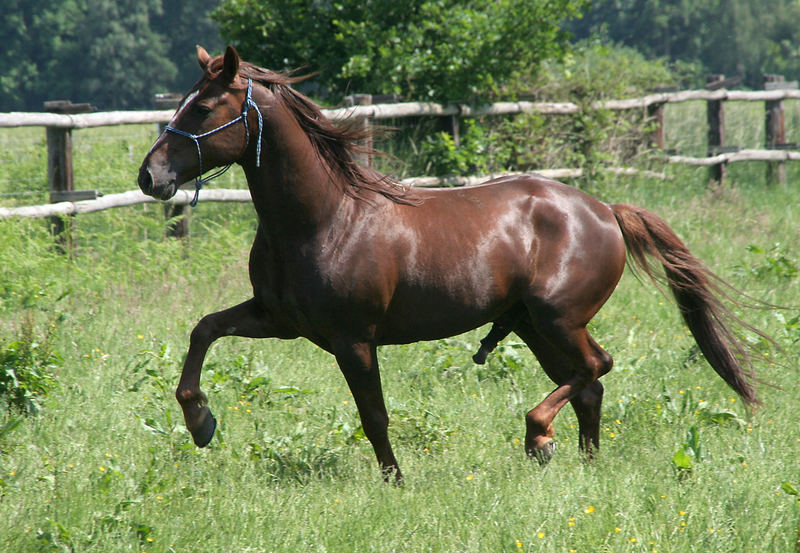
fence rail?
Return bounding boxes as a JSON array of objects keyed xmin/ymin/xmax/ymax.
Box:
[
  {"xmin": 1, "ymin": 80, "xmax": 798, "ymax": 233},
  {"xmin": 0, "ymin": 189, "xmax": 249, "ymax": 220},
  {"xmin": 3, "ymin": 88, "xmax": 800, "ymax": 129},
  {"xmin": 667, "ymin": 149, "xmax": 800, "ymax": 166}
]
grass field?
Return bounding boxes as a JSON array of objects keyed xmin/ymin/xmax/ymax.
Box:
[{"xmin": 1, "ymin": 106, "xmax": 799, "ymax": 552}]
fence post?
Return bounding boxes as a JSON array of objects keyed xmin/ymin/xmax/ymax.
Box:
[
  {"xmin": 705, "ymin": 75, "xmax": 726, "ymax": 185},
  {"xmin": 646, "ymin": 102, "xmax": 665, "ymax": 150},
  {"xmin": 344, "ymin": 94, "xmax": 373, "ymax": 167},
  {"xmin": 449, "ymin": 113, "xmax": 461, "ymax": 148},
  {"xmin": 154, "ymin": 93, "xmax": 191, "ymax": 238},
  {"xmin": 764, "ymin": 75, "xmax": 789, "ymax": 186},
  {"xmin": 44, "ymin": 100, "xmax": 93, "ymax": 252}
]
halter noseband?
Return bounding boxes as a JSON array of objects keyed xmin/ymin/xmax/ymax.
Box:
[{"xmin": 164, "ymin": 78, "xmax": 263, "ymax": 206}]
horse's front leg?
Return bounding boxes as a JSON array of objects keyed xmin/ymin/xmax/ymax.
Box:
[{"xmin": 177, "ymin": 298, "xmax": 277, "ymax": 447}]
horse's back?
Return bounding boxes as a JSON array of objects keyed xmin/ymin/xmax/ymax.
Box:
[
  {"xmin": 404, "ymin": 174, "xmax": 623, "ymax": 265},
  {"xmin": 411, "ymin": 173, "xmax": 612, "ymax": 218}
]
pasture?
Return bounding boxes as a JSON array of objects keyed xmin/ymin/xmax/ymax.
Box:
[{"xmin": 1, "ymin": 105, "xmax": 799, "ymax": 552}]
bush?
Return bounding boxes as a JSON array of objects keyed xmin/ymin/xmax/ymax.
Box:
[
  {"xmin": 523, "ymin": 38, "xmax": 685, "ymax": 101},
  {"xmin": 0, "ymin": 314, "xmax": 61, "ymax": 415},
  {"xmin": 402, "ymin": 40, "xmax": 682, "ymax": 179},
  {"xmin": 416, "ymin": 120, "xmax": 512, "ymax": 176}
]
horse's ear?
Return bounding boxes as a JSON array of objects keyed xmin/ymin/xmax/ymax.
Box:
[
  {"xmin": 196, "ymin": 45, "xmax": 211, "ymax": 70},
  {"xmin": 222, "ymin": 46, "xmax": 240, "ymax": 83}
]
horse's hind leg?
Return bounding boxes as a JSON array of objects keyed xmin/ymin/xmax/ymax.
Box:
[
  {"xmin": 335, "ymin": 341, "xmax": 402, "ymax": 482},
  {"xmin": 177, "ymin": 298, "xmax": 279, "ymax": 447},
  {"xmin": 513, "ymin": 319, "xmax": 612, "ymax": 462},
  {"xmin": 571, "ymin": 381, "xmax": 604, "ymax": 455}
]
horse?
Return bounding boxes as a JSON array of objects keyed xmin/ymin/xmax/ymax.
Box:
[{"xmin": 138, "ymin": 46, "xmax": 767, "ymax": 481}]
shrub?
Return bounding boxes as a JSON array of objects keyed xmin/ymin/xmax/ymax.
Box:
[
  {"xmin": 400, "ymin": 40, "xmax": 682, "ymax": 179},
  {"xmin": 416, "ymin": 120, "xmax": 512, "ymax": 176},
  {"xmin": 0, "ymin": 314, "xmax": 61, "ymax": 415}
]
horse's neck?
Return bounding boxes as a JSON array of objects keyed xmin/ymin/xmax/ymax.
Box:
[{"xmin": 241, "ymin": 115, "xmax": 350, "ymax": 239}]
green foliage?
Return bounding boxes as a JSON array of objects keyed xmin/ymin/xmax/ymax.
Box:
[
  {"xmin": 0, "ymin": 315, "xmax": 61, "ymax": 415},
  {"xmin": 529, "ymin": 39, "xmax": 682, "ymax": 100},
  {"xmin": 416, "ymin": 120, "xmax": 511, "ymax": 176},
  {"xmin": 401, "ymin": 41, "xmax": 677, "ymax": 178},
  {"xmin": 668, "ymin": 401, "xmax": 747, "ymax": 479},
  {"xmin": 388, "ymin": 405, "xmax": 454, "ymax": 452},
  {"xmin": 0, "ymin": 1, "xmax": 222, "ymax": 111},
  {"xmin": 503, "ymin": 40, "xmax": 681, "ymax": 171},
  {"xmin": 36, "ymin": 518, "xmax": 76, "ymax": 552},
  {"xmin": 738, "ymin": 244, "xmax": 799, "ymax": 280},
  {"xmin": 214, "ymin": 0, "xmax": 587, "ymax": 103},
  {"xmin": 782, "ymin": 481, "xmax": 799, "ymax": 496},
  {"xmin": 671, "ymin": 425, "xmax": 702, "ymax": 478},
  {"xmin": 247, "ymin": 419, "xmax": 350, "ymax": 482},
  {"xmin": 776, "ymin": 313, "xmax": 800, "ymax": 346},
  {"xmin": 570, "ymin": 0, "xmax": 800, "ymax": 87}
]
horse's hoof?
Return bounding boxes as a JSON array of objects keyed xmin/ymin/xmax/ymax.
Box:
[
  {"xmin": 472, "ymin": 347, "xmax": 489, "ymax": 365},
  {"xmin": 190, "ymin": 410, "xmax": 217, "ymax": 448},
  {"xmin": 527, "ymin": 440, "xmax": 556, "ymax": 465}
]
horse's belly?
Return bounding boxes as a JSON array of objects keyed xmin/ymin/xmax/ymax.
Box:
[{"xmin": 376, "ymin": 281, "xmax": 516, "ymax": 345}]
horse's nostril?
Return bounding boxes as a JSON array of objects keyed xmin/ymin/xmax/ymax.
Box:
[{"xmin": 138, "ymin": 164, "xmax": 153, "ymax": 194}]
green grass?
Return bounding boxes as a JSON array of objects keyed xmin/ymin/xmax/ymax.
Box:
[{"xmin": 1, "ymin": 115, "xmax": 800, "ymax": 552}]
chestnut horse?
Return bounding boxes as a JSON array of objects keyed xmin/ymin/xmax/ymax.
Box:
[{"xmin": 139, "ymin": 46, "xmax": 764, "ymax": 481}]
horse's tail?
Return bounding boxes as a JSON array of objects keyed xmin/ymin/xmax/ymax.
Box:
[{"xmin": 610, "ymin": 203, "xmax": 764, "ymax": 406}]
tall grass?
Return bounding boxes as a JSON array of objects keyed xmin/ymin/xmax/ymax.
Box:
[{"xmin": 1, "ymin": 107, "xmax": 799, "ymax": 553}]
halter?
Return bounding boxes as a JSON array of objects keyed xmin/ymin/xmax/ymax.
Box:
[{"xmin": 165, "ymin": 78, "xmax": 263, "ymax": 206}]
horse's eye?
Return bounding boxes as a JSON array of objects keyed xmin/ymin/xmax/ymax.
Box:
[{"xmin": 194, "ymin": 104, "xmax": 213, "ymax": 116}]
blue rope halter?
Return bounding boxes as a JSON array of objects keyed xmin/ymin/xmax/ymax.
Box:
[{"xmin": 164, "ymin": 78, "xmax": 263, "ymax": 206}]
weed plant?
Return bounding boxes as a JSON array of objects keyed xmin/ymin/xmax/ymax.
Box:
[{"xmin": 0, "ymin": 105, "xmax": 799, "ymax": 552}]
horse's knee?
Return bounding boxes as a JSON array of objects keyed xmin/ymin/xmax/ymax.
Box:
[
  {"xmin": 525, "ymin": 409, "xmax": 554, "ymax": 438},
  {"xmin": 190, "ymin": 315, "xmax": 217, "ymax": 346}
]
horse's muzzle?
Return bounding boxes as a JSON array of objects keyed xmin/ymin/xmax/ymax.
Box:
[{"xmin": 138, "ymin": 162, "xmax": 177, "ymax": 200}]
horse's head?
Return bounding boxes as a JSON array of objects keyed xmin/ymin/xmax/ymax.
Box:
[{"xmin": 138, "ymin": 46, "xmax": 255, "ymax": 200}]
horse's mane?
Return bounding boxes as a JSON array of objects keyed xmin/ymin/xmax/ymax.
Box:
[{"xmin": 232, "ymin": 62, "xmax": 420, "ymax": 206}]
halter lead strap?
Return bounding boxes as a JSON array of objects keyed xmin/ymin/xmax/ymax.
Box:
[{"xmin": 164, "ymin": 78, "xmax": 263, "ymax": 206}]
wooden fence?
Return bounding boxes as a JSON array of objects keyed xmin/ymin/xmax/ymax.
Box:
[{"xmin": 1, "ymin": 77, "xmax": 799, "ymax": 228}]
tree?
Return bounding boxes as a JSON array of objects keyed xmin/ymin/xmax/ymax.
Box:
[
  {"xmin": 0, "ymin": 0, "xmax": 223, "ymax": 111},
  {"xmin": 568, "ymin": 0, "xmax": 800, "ymax": 87},
  {"xmin": 0, "ymin": 0, "xmax": 55, "ymax": 110},
  {"xmin": 213, "ymin": 0, "xmax": 588, "ymax": 103},
  {"xmin": 152, "ymin": 0, "xmax": 225, "ymax": 92},
  {"xmin": 53, "ymin": 0, "xmax": 175, "ymax": 110}
]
